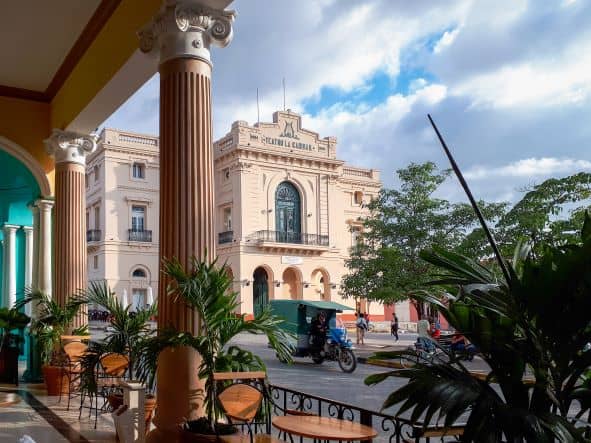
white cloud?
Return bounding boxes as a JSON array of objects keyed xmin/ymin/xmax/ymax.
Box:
[
  {"xmin": 433, "ymin": 27, "xmax": 461, "ymax": 53},
  {"xmin": 101, "ymin": 0, "xmax": 591, "ymax": 205},
  {"xmin": 465, "ymin": 158, "xmax": 591, "ymax": 180},
  {"xmin": 452, "ymin": 43, "xmax": 591, "ymax": 109}
]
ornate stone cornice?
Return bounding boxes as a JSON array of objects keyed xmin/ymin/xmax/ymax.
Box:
[
  {"xmin": 44, "ymin": 129, "xmax": 98, "ymax": 166},
  {"xmin": 139, "ymin": 0, "xmax": 235, "ymax": 65}
]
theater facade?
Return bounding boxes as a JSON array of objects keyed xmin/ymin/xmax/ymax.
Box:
[
  {"xmin": 214, "ymin": 110, "xmax": 383, "ymax": 319},
  {"xmin": 88, "ymin": 110, "xmax": 386, "ymax": 320}
]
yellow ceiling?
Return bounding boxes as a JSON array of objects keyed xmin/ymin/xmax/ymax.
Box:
[{"xmin": 0, "ymin": 1, "xmax": 101, "ymax": 92}]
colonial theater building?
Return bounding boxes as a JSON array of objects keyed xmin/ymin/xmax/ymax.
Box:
[
  {"xmin": 214, "ymin": 110, "xmax": 383, "ymax": 319},
  {"xmin": 87, "ymin": 110, "xmax": 388, "ymax": 320}
]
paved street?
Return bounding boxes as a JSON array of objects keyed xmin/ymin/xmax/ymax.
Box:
[
  {"xmin": 89, "ymin": 323, "xmax": 488, "ymax": 414},
  {"xmin": 231, "ymin": 330, "xmax": 419, "ymax": 413}
]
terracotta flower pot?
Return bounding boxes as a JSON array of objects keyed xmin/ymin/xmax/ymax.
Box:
[
  {"xmin": 179, "ymin": 419, "xmax": 239, "ymax": 443},
  {"xmin": 42, "ymin": 365, "xmax": 69, "ymax": 396},
  {"xmin": 179, "ymin": 428, "xmax": 240, "ymax": 443},
  {"xmin": 144, "ymin": 394, "xmax": 157, "ymax": 432}
]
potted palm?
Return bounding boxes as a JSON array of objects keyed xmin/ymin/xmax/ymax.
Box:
[
  {"xmin": 0, "ymin": 307, "xmax": 30, "ymax": 385},
  {"xmin": 78, "ymin": 281, "xmax": 158, "ymax": 427},
  {"xmin": 136, "ymin": 256, "xmax": 293, "ymax": 441},
  {"xmin": 365, "ymin": 214, "xmax": 591, "ymax": 441},
  {"xmin": 17, "ymin": 290, "xmax": 87, "ymax": 395}
]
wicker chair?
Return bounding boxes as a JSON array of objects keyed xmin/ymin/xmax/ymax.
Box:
[
  {"xmin": 61, "ymin": 341, "xmax": 88, "ymax": 411},
  {"xmin": 214, "ymin": 372, "xmax": 284, "ymax": 443}
]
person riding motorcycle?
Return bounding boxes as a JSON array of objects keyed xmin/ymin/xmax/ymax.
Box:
[{"xmin": 310, "ymin": 311, "xmax": 328, "ymax": 354}]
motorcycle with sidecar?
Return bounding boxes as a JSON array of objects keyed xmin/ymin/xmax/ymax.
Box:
[{"xmin": 270, "ymin": 300, "xmax": 357, "ymax": 373}]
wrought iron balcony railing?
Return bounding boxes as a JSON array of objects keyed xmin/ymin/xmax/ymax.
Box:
[
  {"xmin": 267, "ymin": 384, "xmax": 467, "ymax": 442},
  {"xmin": 218, "ymin": 230, "xmax": 233, "ymax": 244},
  {"xmin": 128, "ymin": 229, "xmax": 152, "ymax": 242},
  {"xmin": 86, "ymin": 229, "xmax": 101, "ymax": 242},
  {"xmin": 251, "ymin": 230, "xmax": 329, "ymax": 246}
]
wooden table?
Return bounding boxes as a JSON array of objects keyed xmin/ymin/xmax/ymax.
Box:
[
  {"xmin": 272, "ymin": 415, "xmax": 378, "ymax": 441},
  {"xmin": 0, "ymin": 393, "xmax": 20, "ymax": 407},
  {"xmin": 60, "ymin": 335, "xmax": 91, "ymax": 342},
  {"xmin": 469, "ymin": 370, "xmax": 535, "ymax": 385}
]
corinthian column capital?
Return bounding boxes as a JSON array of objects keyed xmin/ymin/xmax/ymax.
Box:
[
  {"xmin": 139, "ymin": 0, "xmax": 235, "ymax": 65},
  {"xmin": 44, "ymin": 129, "xmax": 98, "ymax": 166}
]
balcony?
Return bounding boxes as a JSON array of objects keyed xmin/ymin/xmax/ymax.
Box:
[
  {"xmin": 248, "ymin": 230, "xmax": 330, "ymax": 254},
  {"xmin": 86, "ymin": 229, "xmax": 101, "ymax": 242},
  {"xmin": 218, "ymin": 230, "xmax": 234, "ymax": 244},
  {"xmin": 128, "ymin": 229, "xmax": 152, "ymax": 242}
]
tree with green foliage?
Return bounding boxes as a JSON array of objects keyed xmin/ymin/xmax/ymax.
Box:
[
  {"xmin": 342, "ymin": 162, "xmax": 506, "ymax": 317},
  {"xmin": 458, "ymin": 172, "xmax": 591, "ymax": 260},
  {"xmin": 366, "ymin": 213, "xmax": 591, "ymax": 442},
  {"xmin": 497, "ymin": 172, "xmax": 591, "ymax": 257}
]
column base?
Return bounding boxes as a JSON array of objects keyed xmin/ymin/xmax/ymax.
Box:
[{"xmin": 150, "ymin": 346, "xmax": 205, "ymax": 441}]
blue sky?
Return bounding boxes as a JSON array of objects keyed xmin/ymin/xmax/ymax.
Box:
[
  {"xmin": 302, "ymin": 68, "xmax": 437, "ymax": 116},
  {"xmin": 104, "ymin": 0, "xmax": 591, "ymax": 204}
]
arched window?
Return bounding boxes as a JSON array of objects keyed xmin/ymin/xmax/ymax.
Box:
[
  {"xmin": 253, "ymin": 267, "xmax": 269, "ymax": 317},
  {"xmin": 132, "ymin": 268, "xmax": 147, "ymax": 278},
  {"xmin": 275, "ymin": 181, "xmax": 301, "ymax": 242}
]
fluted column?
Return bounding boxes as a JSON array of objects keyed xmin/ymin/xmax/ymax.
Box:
[
  {"xmin": 2, "ymin": 224, "xmax": 18, "ymax": 308},
  {"xmin": 23, "ymin": 226, "xmax": 34, "ymax": 316},
  {"xmin": 29, "ymin": 204, "xmax": 40, "ymax": 295},
  {"xmin": 36, "ymin": 199, "xmax": 54, "ymax": 296},
  {"xmin": 44, "ymin": 130, "xmax": 96, "ymax": 329},
  {"xmin": 140, "ymin": 1, "xmax": 235, "ymax": 440}
]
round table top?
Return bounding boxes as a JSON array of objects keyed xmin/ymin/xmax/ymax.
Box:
[
  {"xmin": 272, "ymin": 415, "xmax": 378, "ymax": 441},
  {"xmin": 0, "ymin": 393, "xmax": 20, "ymax": 407}
]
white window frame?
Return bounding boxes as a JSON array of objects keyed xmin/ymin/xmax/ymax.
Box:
[
  {"xmin": 223, "ymin": 206, "xmax": 232, "ymax": 231},
  {"xmin": 132, "ymin": 162, "xmax": 146, "ymax": 179},
  {"xmin": 131, "ymin": 205, "xmax": 146, "ymax": 232},
  {"xmin": 94, "ymin": 206, "xmax": 100, "ymax": 230}
]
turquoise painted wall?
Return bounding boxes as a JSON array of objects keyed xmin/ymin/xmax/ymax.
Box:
[
  {"xmin": 0, "ymin": 149, "xmax": 41, "ymax": 360},
  {"xmin": 0, "ymin": 149, "xmax": 41, "ymax": 309}
]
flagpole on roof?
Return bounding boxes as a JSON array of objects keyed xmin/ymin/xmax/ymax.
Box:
[
  {"xmin": 282, "ymin": 77, "xmax": 286, "ymax": 111},
  {"xmin": 256, "ymin": 87, "xmax": 260, "ymax": 125}
]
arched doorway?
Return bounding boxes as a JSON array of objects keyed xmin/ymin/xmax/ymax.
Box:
[
  {"xmin": 130, "ymin": 266, "xmax": 150, "ymax": 311},
  {"xmin": 311, "ymin": 269, "xmax": 330, "ymax": 301},
  {"xmin": 253, "ymin": 267, "xmax": 269, "ymax": 317},
  {"xmin": 275, "ymin": 181, "xmax": 301, "ymax": 243},
  {"xmin": 282, "ymin": 267, "xmax": 301, "ymax": 300},
  {"xmin": 0, "ymin": 149, "xmax": 40, "ymax": 309}
]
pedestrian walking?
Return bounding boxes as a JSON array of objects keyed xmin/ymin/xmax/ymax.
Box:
[
  {"xmin": 417, "ymin": 315, "xmax": 435, "ymax": 352},
  {"xmin": 391, "ymin": 314, "xmax": 399, "ymax": 341},
  {"xmin": 356, "ymin": 312, "xmax": 367, "ymax": 345}
]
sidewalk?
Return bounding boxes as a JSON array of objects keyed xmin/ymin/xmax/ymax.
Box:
[{"xmin": 351, "ymin": 332, "xmax": 491, "ymax": 373}]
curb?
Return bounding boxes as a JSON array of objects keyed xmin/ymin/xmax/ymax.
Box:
[{"xmin": 357, "ymin": 356, "xmax": 407, "ymax": 369}]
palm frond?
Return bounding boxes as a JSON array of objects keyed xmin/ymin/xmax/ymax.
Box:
[{"xmin": 155, "ymin": 256, "xmax": 295, "ymax": 422}]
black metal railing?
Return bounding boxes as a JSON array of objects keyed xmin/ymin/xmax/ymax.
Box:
[
  {"xmin": 268, "ymin": 384, "xmax": 461, "ymax": 443},
  {"xmin": 218, "ymin": 230, "xmax": 233, "ymax": 244},
  {"xmin": 251, "ymin": 230, "xmax": 329, "ymax": 246},
  {"xmin": 86, "ymin": 229, "xmax": 101, "ymax": 242},
  {"xmin": 128, "ymin": 229, "xmax": 152, "ymax": 242}
]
